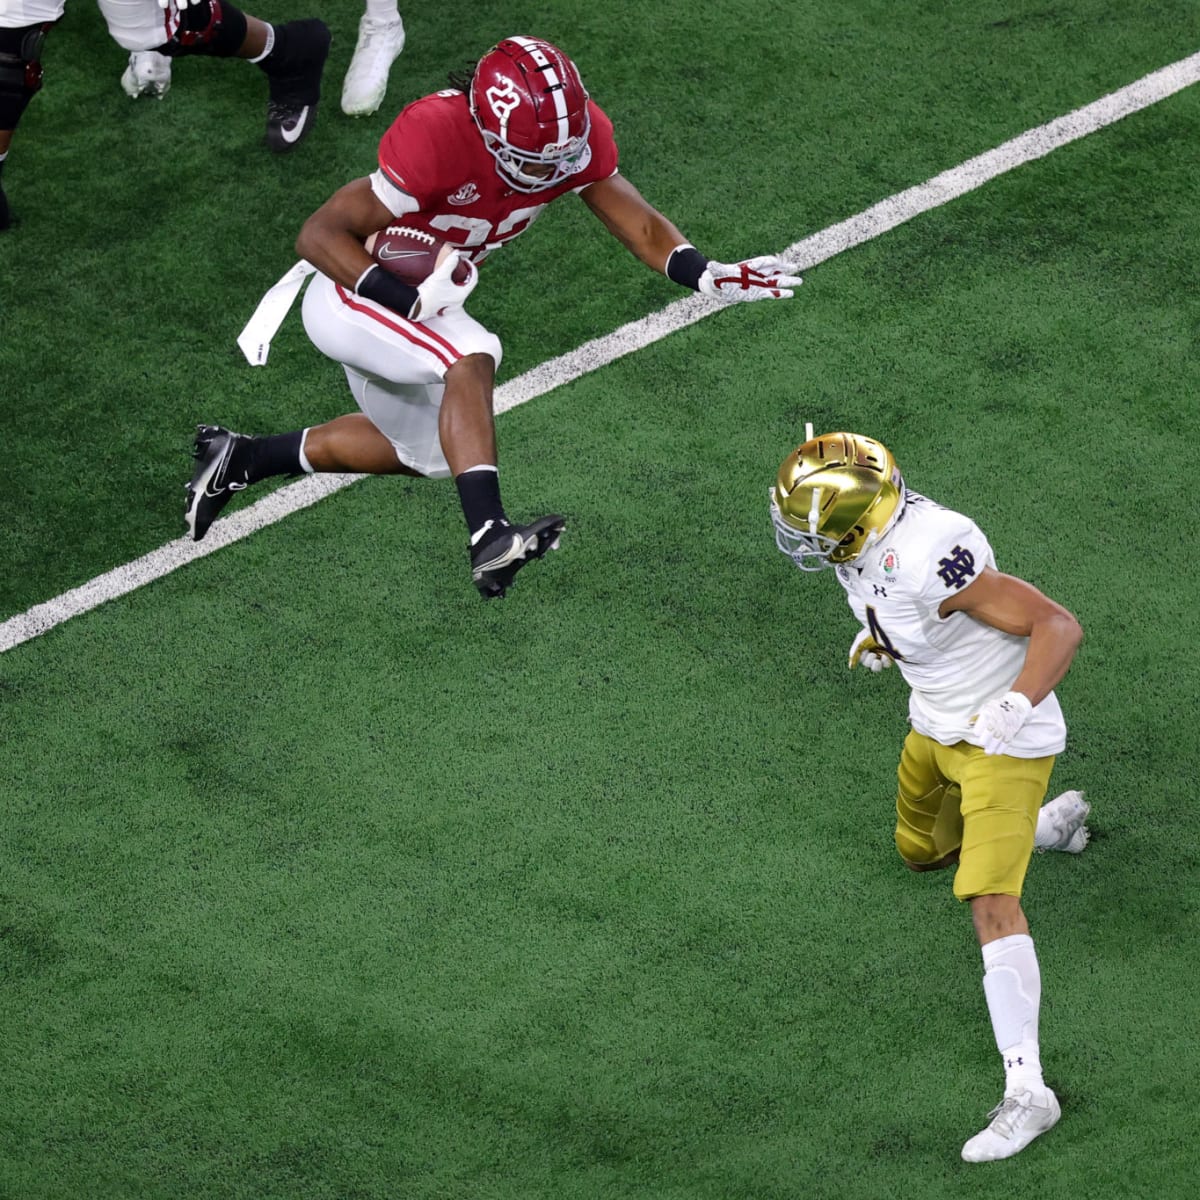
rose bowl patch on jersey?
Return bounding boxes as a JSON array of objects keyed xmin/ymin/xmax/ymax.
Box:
[{"xmin": 363, "ymin": 225, "xmax": 470, "ymax": 286}]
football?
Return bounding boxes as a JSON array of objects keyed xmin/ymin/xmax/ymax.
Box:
[{"xmin": 363, "ymin": 225, "xmax": 470, "ymax": 286}]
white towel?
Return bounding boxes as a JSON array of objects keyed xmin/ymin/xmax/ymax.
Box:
[{"xmin": 236, "ymin": 260, "xmax": 318, "ymax": 366}]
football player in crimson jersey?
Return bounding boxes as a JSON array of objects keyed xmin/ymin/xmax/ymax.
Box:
[
  {"xmin": 185, "ymin": 34, "xmax": 802, "ymax": 599},
  {"xmin": 771, "ymin": 432, "xmax": 1089, "ymax": 1163}
]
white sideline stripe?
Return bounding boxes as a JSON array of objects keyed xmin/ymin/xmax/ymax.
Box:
[{"xmin": 3, "ymin": 50, "xmax": 1199, "ymax": 655}]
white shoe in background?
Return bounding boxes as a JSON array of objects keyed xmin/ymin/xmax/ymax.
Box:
[
  {"xmin": 121, "ymin": 50, "xmax": 172, "ymax": 100},
  {"xmin": 341, "ymin": 15, "xmax": 406, "ymax": 117}
]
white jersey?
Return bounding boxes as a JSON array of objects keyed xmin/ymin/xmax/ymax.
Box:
[
  {"xmin": 2, "ymin": 0, "xmax": 66, "ymax": 25},
  {"xmin": 833, "ymin": 492, "xmax": 1066, "ymax": 756}
]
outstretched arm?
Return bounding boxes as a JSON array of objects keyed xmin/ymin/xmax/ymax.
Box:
[{"xmin": 580, "ymin": 173, "xmax": 802, "ymax": 302}]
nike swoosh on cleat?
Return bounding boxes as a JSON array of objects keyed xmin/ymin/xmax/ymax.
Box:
[
  {"xmin": 279, "ymin": 107, "xmax": 310, "ymax": 144},
  {"xmin": 204, "ymin": 479, "xmax": 246, "ymax": 498}
]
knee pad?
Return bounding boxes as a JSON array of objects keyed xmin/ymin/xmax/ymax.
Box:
[
  {"xmin": 0, "ymin": 24, "xmax": 50, "ymax": 129},
  {"xmin": 894, "ymin": 780, "xmax": 953, "ymax": 864},
  {"xmin": 895, "ymin": 824, "xmax": 942, "ymax": 866},
  {"xmin": 163, "ymin": 1, "xmax": 248, "ymax": 59}
]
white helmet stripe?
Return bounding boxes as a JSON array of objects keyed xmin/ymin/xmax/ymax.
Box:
[{"xmin": 511, "ymin": 35, "xmax": 570, "ymax": 144}]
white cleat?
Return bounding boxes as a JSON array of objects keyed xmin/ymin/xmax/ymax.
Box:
[
  {"xmin": 962, "ymin": 1087, "xmax": 1061, "ymax": 1162},
  {"xmin": 1063, "ymin": 823, "xmax": 1090, "ymax": 854},
  {"xmin": 121, "ymin": 50, "xmax": 172, "ymax": 100},
  {"xmin": 340, "ymin": 14, "xmax": 406, "ymax": 117},
  {"xmin": 1035, "ymin": 789, "xmax": 1091, "ymax": 853}
]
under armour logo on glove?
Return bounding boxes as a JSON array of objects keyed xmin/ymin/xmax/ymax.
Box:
[
  {"xmin": 698, "ymin": 256, "xmax": 803, "ymax": 303},
  {"xmin": 974, "ymin": 691, "xmax": 1034, "ymax": 755}
]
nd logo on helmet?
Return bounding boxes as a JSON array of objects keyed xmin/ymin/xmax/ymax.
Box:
[{"xmin": 486, "ymin": 77, "xmax": 522, "ymax": 122}]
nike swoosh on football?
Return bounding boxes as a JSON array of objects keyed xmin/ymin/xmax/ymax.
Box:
[
  {"xmin": 279, "ymin": 107, "xmax": 310, "ymax": 145},
  {"xmin": 377, "ymin": 247, "xmax": 427, "ymax": 261}
]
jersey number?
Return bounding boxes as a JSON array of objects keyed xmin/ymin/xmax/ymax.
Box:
[
  {"xmin": 429, "ymin": 207, "xmax": 545, "ymax": 254},
  {"xmin": 865, "ymin": 605, "xmax": 904, "ymax": 661}
]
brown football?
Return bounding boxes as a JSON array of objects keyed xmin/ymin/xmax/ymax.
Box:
[{"xmin": 363, "ymin": 225, "xmax": 470, "ymax": 286}]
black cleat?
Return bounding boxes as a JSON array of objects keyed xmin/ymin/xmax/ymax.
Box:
[
  {"xmin": 263, "ymin": 19, "xmax": 331, "ymax": 153},
  {"xmin": 184, "ymin": 424, "xmax": 253, "ymax": 541},
  {"xmin": 470, "ymin": 515, "xmax": 566, "ymax": 600},
  {"xmin": 0, "ymin": 185, "xmax": 11, "ymax": 232}
]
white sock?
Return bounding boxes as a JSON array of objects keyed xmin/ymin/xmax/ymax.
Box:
[
  {"xmin": 248, "ymin": 24, "xmax": 275, "ymax": 64},
  {"xmin": 364, "ymin": 0, "xmax": 400, "ymax": 23},
  {"xmin": 298, "ymin": 428, "xmax": 315, "ymax": 474},
  {"xmin": 981, "ymin": 933, "xmax": 1046, "ymax": 1096}
]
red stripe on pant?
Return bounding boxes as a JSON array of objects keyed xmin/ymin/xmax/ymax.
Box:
[{"xmin": 334, "ymin": 284, "xmax": 462, "ymax": 371}]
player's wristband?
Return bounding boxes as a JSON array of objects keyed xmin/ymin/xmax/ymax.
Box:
[
  {"xmin": 356, "ymin": 263, "xmax": 420, "ymax": 318},
  {"xmin": 665, "ymin": 244, "xmax": 709, "ymax": 291}
]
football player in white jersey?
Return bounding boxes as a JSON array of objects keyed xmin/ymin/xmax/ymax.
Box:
[{"xmin": 770, "ymin": 431, "xmax": 1090, "ymax": 1163}]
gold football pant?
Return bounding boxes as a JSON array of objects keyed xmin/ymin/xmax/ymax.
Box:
[{"xmin": 894, "ymin": 729, "xmax": 1056, "ymax": 900}]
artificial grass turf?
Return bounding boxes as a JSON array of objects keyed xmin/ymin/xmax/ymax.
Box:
[
  {"xmin": 4, "ymin": 1, "xmax": 1200, "ymax": 1195},
  {"xmin": 6, "ymin": 0, "xmax": 1200, "ymax": 614}
]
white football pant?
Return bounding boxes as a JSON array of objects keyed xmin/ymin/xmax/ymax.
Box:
[
  {"xmin": 301, "ymin": 271, "xmax": 502, "ymax": 479},
  {"xmin": 97, "ymin": 0, "xmax": 174, "ymax": 52}
]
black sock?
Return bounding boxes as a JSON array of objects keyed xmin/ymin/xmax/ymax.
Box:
[
  {"xmin": 246, "ymin": 430, "xmax": 304, "ymax": 483},
  {"xmin": 455, "ymin": 467, "xmax": 507, "ymax": 540},
  {"xmin": 259, "ymin": 18, "xmax": 327, "ymax": 77}
]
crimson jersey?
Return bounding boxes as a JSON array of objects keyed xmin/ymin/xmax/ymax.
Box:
[{"xmin": 372, "ymin": 89, "xmax": 619, "ymax": 265}]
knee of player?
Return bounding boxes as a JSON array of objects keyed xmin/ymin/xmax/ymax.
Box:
[
  {"xmin": 892, "ymin": 835, "xmax": 936, "ymax": 873},
  {"xmin": 449, "ymin": 345, "xmax": 501, "ymax": 383},
  {"xmin": 469, "ymin": 335, "xmax": 502, "ymax": 373},
  {"xmin": 896, "ymin": 831, "xmax": 956, "ymax": 872}
]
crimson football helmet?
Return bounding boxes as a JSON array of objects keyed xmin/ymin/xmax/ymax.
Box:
[{"xmin": 468, "ymin": 36, "xmax": 592, "ymax": 193}]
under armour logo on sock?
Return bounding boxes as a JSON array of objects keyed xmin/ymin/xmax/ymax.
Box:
[{"xmin": 1006, "ymin": 1056, "xmax": 1024, "ymax": 1068}]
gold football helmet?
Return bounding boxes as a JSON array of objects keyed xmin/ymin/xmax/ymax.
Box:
[{"xmin": 770, "ymin": 432, "xmax": 905, "ymax": 571}]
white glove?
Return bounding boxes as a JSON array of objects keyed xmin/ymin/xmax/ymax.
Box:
[
  {"xmin": 413, "ymin": 252, "xmax": 478, "ymax": 321},
  {"xmin": 848, "ymin": 628, "xmax": 895, "ymax": 672},
  {"xmin": 975, "ymin": 691, "xmax": 1034, "ymax": 755},
  {"xmin": 698, "ymin": 255, "xmax": 803, "ymax": 303}
]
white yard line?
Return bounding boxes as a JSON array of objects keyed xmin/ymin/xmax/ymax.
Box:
[{"xmin": 4, "ymin": 50, "xmax": 1199, "ymax": 655}]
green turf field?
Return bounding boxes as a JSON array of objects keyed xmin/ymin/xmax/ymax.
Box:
[{"xmin": 3, "ymin": 2, "xmax": 1200, "ymax": 1196}]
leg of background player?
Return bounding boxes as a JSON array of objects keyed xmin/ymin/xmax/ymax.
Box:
[
  {"xmin": 101, "ymin": 1, "xmax": 330, "ymax": 151},
  {"xmin": 341, "ymin": 0, "xmax": 405, "ymax": 118}
]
